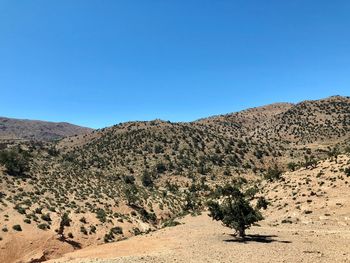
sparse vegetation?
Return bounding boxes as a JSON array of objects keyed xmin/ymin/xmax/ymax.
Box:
[
  {"xmin": 0, "ymin": 96, "xmax": 350, "ymax": 259},
  {"xmin": 12, "ymin": 224, "xmax": 22, "ymax": 231}
]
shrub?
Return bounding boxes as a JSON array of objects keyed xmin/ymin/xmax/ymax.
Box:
[
  {"xmin": 58, "ymin": 212, "xmax": 71, "ymax": 237},
  {"xmin": 304, "ymin": 155, "xmax": 317, "ymax": 168},
  {"xmin": 0, "ymin": 149, "xmax": 30, "ymax": 176},
  {"xmin": 163, "ymin": 219, "xmax": 181, "ymax": 227},
  {"xmin": 38, "ymin": 223, "xmax": 50, "ymax": 230},
  {"xmin": 96, "ymin": 208, "xmax": 107, "ymax": 223},
  {"xmin": 35, "ymin": 207, "xmax": 43, "ymax": 214},
  {"xmin": 12, "ymin": 225, "xmax": 22, "ymax": 231},
  {"xmin": 104, "ymin": 232, "xmax": 114, "ymax": 243},
  {"xmin": 110, "ymin": 226, "xmax": 123, "ymax": 235},
  {"xmin": 287, "ymin": 162, "xmax": 298, "ymax": 171},
  {"xmin": 41, "ymin": 213, "xmax": 51, "ymax": 222},
  {"xmin": 132, "ymin": 227, "xmax": 141, "ymax": 236},
  {"xmin": 80, "ymin": 226, "xmax": 88, "ymax": 235},
  {"xmin": 141, "ymin": 170, "xmax": 153, "ymax": 187},
  {"xmin": 345, "ymin": 167, "xmax": 350, "ymax": 177},
  {"xmin": 89, "ymin": 225, "xmax": 96, "ymax": 234},
  {"xmin": 256, "ymin": 197, "xmax": 269, "ymax": 210},
  {"xmin": 123, "ymin": 175, "xmax": 135, "ymax": 184},
  {"xmin": 264, "ymin": 165, "xmax": 282, "ymax": 181},
  {"xmin": 156, "ymin": 162, "xmax": 166, "ymax": 174},
  {"xmin": 14, "ymin": 205, "xmax": 26, "ymax": 215},
  {"xmin": 124, "ymin": 185, "xmax": 138, "ymax": 206}
]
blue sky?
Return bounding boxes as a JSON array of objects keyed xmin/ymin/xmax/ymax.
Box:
[{"xmin": 1, "ymin": 0, "xmax": 349, "ymax": 128}]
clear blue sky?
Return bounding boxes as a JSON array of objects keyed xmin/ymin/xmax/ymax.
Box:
[{"xmin": 1, "ymin": 1, "xmax": 349, "ymax": 128}]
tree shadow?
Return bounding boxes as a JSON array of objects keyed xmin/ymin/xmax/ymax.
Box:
[
  {"xmin": 58, "ymin": 236, "xmax": 82, "ymax": 249},
  {"xmin": 224, "ymin": 234, "xmax": 292, "ymax": 244}
]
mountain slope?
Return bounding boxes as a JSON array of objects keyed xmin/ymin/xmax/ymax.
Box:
[
  {"xmin": 1, "ymin": 95, "xmax": 350, "ymax": 262},
  {"xmin": 197, "ymin": 96, "xmax": 350, "ymax": 145},
  {"xmin": 0, "ymin": 117, "xmax": 93, "ymax": 141},
  {"xmin": 59, "ymin": 96, "xmax": 350, "ymax": 176}
]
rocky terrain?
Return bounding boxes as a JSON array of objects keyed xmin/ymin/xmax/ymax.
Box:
[
  {"xmin": 0, "ymin": 95, "xmax": 349, "ymax": 262},
  {"xmin": 48, "ymin": 155, "xmax": 350, "ymax": 263},
  {"xmin": 0, "ymin": 117, "xmax": 92, "ymax": 141}
]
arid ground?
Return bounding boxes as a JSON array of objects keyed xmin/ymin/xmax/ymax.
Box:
[{"xmin": 49, "ymin": 212, "xmax": 350, "ymax": 263}]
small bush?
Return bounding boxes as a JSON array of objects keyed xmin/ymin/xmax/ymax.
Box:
[
  {"xmin": 80, "ymin": 226, "xmax": 88, "ymax": 235},
  {"xmin": 287, "ymin": 162, "xmax": 298, "ymax": 171},
  {"xmin": 110, "ymin": 226, "xmax": 123, "ymax": 235},
  {"xmin": 163, "ymin": 219, "xmax": 181, "ymax": 228},
  {"xmin": 14, "ymin": 205, "xmax": 26, "ymax": 215},
  {"xmin": 12, "ymin": 225, "xmax": 22, "ymax": 231},
  {"xmin": 35, "ymin": 207, "xmax": 43, "ymax": 214},
  {"xmin": 41, "ymin": 213, "xmax": 51, "ymax": 222},
  {"xmin": 89, "ymin": 225, "xmax": 96, "ymax": 234},
  {"xmin": 37, "ymin": 223, "xmax": 50, "ymax": 230},
  {"xmin": 96, "ymin": 208, "xmax": 107, "ymax": 223},
  {"xmin": 141, "ymin": 170, "xmax": 153, "ymax": 187},
  {"xmin": 132, "ymin": 227, "xmax": 141, "ymax": 236},
  {"xmin": 104, "ymin": 232, "xmax": 114, "ymax": 243},
  {"xmin": 264, "ymin": 165, "xmax": 282, "ymax": 181},
  {"xmin": 345, "ymin": 167, "xmax": 350, "ymax": 177}
]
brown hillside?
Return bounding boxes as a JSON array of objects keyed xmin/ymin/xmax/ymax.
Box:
[
  {"xmin": 0, "ymin": 117, "xmax": 92, "ymax": 141},
  {"xmin": 0, "ymin": 96, "xmax": 350, "ymax": 262}
]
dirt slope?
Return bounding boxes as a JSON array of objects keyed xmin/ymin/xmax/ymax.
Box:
[
  {"xmin": 47, "ymin": 155, "xmax": 350, "ymax": 263},
  {"xmin": 48, "ymin": 212, "xmax": 350, "ymax": 263},
  {"xmin": 262, "ymin": 154, "xmax": 350, "ymax": 227}
]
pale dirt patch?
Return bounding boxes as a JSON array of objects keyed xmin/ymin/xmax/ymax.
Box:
[{"xmin": 48, "ymin": 213, "xmax": 350, "ymax": 263}]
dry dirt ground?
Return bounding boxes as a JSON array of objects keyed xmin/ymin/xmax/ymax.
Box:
[{"xmin": 49, "ymin": 212, "xmax": 350, "ymax": 263}]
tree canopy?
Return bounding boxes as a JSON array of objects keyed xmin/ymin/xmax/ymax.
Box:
[{"xmin": 207, "ymin": 184, "xmax": 267, "ymax": 238}]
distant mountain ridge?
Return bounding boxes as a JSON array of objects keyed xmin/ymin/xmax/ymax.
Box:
[
  {"xmin": 1, "ymin": 95, "xmax": 349, "ymax": 144},
  {"xmin": 0, "ymin": 117, "xmax": 93, "ymax": 141},
  {"xmin": 56, "ymin": 95, "xmax": 350, "ymax": 178}
]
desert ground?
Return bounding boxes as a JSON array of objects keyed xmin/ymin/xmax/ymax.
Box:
[{"xmin": 48, "ymin": 212, "xmax": 350, "ymax": 263}]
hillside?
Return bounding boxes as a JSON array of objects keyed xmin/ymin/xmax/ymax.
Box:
[
  {"xmin": 0, "ymin": 117, "xmax": 92, "ymax": 141},
  {"xmin": 197, "ymin": 96, "xmax": 350, "ymax": 144},
  {"xmin": 59, "ymin": 96, "xmax": 350, "ymax": 175},
  {"xmin": 0, "ymin": 96, "xmax": 349, "ymax": 262},
  {"xmin": 49, "ymin": 155, "xmax": 350, "ymax": 263}
]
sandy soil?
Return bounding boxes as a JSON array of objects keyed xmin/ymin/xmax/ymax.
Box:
[{"xmin": 48, "ymin": 212, "xmax": 350, "ymax": 263}]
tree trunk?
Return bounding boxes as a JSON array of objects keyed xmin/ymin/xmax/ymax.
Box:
[{"xmin": 238, "ymin": 227, "xmax": 245, "ymax": 238}]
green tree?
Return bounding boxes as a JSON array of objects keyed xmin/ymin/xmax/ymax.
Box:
[
  {"xmin": 264, "ymin": 164, "xmax": 282, "ymax": 181},
  {"xmin": 124, "ymin": 185, "xmax": 138, "ymax": 206},
  {"xmin": 207, "ymin": 185, "xmax": 266, "ymax": 238},
  {"xmin": 287, "ymin": 162, "xmax": 298, "ymax": 172},
  {"xmin": 0, "ymin": 149, "xmax": 30, "ymax": 176},
  {"xmin": 345, "ymin": 167, "xmax": 350, "ymax": 177},
  {"xmin": 304, "ymin": 155, "xmax": 317, "ymax": 168},
  {"xmin": 327, "ymin": 147, "xmax": 340, "ymax": 163},
  {"xmin": 58, "ymin": 212, "xmax": 71, "ymax": 239},
  {"xmin": 141, "ymin": 170, "xmax": 153, "ymax": 188}
]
